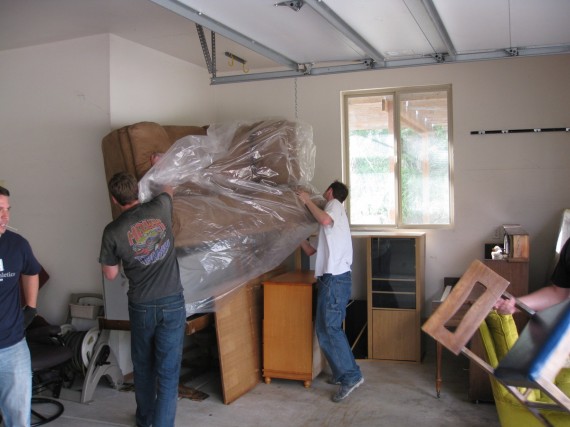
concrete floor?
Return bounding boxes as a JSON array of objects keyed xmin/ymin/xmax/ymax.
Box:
[{"xmin": 32, "ymin": 350, "xmax": 501, "ymax": 427}]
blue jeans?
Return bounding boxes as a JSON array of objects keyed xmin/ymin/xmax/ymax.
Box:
[
  {"xmin": 316, "ymin": 272, "xmax": 362, "ymax": 386},
  {"xmin": 0, "ymin": 338, "xmax": 31, "ymax": 427},
  {"xmin": 129, "ymin": 293, "xmax": 186, "ymax": 427}
]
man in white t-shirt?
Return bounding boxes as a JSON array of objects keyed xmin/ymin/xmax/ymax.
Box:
[{"xmin": 297, "ymin": 181, "xmax": 363, "ymax": 402}]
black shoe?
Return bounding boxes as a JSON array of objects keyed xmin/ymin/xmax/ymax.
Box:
[{"xmin": 332, "ymin": 377, "xmax": 364, "ymax": 402}]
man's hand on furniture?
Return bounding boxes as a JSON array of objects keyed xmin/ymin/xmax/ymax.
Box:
[
  {"xmin": 493, "ymin": 297, "xmax": 517, "ymax": 315},
  {"xmin": 150, "ymin": 152, "xmax": 164, "ymax": 166},
  {"xmin": 295, "ymin": 190, "xmax": 311, "ymax": 205}
]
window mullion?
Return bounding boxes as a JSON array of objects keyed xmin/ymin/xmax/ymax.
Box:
[{"xmin": 394, "ymin": 92, "xmax": 402, "ymax": 227}]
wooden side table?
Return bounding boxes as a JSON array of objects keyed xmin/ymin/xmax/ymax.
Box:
[{"xmin": 262, "ymin": 270, "xmax": 322, "ymax": 388}]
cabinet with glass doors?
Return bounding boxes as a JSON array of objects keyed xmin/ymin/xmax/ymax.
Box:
[{"xmin": 366, "ymin": 234, "xmax": 425, "ymax": 362}]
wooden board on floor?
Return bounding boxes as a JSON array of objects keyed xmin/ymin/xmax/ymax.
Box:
[{"xmin": 214, "ymin": 266, "xmax": 287, "ymax": 404}]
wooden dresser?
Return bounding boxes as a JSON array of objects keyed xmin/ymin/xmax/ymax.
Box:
[{"xmin": 262, "ymin": 270, "xmax": 323, "ymax": 388}]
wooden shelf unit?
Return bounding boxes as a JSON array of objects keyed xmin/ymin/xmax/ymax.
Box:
[{"xmin": 366, "ymin": 234, "xmax": 426, "ymax": 362}]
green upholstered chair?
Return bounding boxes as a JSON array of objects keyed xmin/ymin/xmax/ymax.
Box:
[
  {"xmin": 423, "ymin": 259, "xmax": 570, "ymax": 427},
  {"xmin": 479, "ymin": 311, "xmax": 570, "ymax": 427}
]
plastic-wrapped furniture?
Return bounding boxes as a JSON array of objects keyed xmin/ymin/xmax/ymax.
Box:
[
  {"xmin": 102, "ymin": 118, "xmax": 318, "ymax": 313},
  {"xmin": 101, "ymin": 119, "xmax": 319, "ymax": 403}
]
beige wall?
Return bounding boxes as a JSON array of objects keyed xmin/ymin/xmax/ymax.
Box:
[
  {"xmin": 0, "ymin": 34, "xmax": 111, "ymax": 323},
  {"xmin": 1, "ymin": 32, "xmax": 569, "ymax": 324},
  {"xmin": 211, "ymin": 55, "xmax": 570, "ymax": 305},
  {"xmin": 109, "ymin": 35, "xmax": 214, "ymax": 128},
  {"xmin": 0, "ymin": 35, "xmax": 216, "ymax": 324}
]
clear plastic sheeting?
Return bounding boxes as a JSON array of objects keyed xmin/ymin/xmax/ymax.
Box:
[{"xmin": 139, "ymin": 118, "xmax": 320, "ymax": 315}]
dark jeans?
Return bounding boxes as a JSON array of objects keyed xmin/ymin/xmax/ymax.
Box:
[
  {"xmin": 128, "ymin": 293, "xmax": 185, "ymax": 427},
  {"xmin": 316, "ymin": 272, "xmax": 362, "ymax": 386}
]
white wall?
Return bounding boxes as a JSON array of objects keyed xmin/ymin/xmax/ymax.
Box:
[
  {"xmin": 0, "ymin": 34, "xmax": 217, "ymax": 325},
  {"xmin": 109, "ymin": 35, "xmax": 214, "ymax": 128},
  {"xmin": 210, "ymin": 55, "xmax": 570, "ymax": 311},
  {"xmin": 2, "ymin": 32, "xmax": 569, "ymax": 325},
  {"xmin": 0, "ymin": 34, "xmax": 112, "ymax": 324}
]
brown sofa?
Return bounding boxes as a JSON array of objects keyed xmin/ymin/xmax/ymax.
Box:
[
  {"xmin": 101, "ymin": 119, "xmax": 318, "ymax": 313},
  {"xmin": 102, "ymin": 122, "xmax": 209, "ymax": 219}
]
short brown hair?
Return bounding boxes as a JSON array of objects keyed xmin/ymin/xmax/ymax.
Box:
[
  {"xmin": 328, "ymin": 180, "xmax": 349, "ymax": 203},
  {"xmin": 0, "ymin": 186, "xmax": 10, "ymax": 197},
  {"xmin": 108, "ymin": 172, "xmax": 138, "ymax": 206}
]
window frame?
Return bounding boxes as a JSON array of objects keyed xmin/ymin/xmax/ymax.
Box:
[{"xmin": 341, "ymin": 84, "xmax": 454, "ymax": 230}]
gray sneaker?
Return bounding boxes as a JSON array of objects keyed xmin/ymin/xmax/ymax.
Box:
[
  {"xmin": 332, "ymin": 377, "xmax": 364, "ymax": 402},
  {"xmin": 326, "ymin": 377, "xmax": 341, "ymax": 385}
]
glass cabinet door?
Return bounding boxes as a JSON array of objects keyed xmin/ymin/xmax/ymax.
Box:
[{"xmin": 370, "ymin": 237, "xmax": 416, "ymax": 309}]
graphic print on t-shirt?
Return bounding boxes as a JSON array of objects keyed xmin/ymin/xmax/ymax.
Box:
[{"xmin": 128, "ymin": 218, "xmax": 171, "ymax": 266}]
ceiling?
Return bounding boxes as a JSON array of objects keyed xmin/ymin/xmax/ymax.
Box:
[{"xmin": 1, "ymin": 0, "xmax": 569, "ymax": 85}]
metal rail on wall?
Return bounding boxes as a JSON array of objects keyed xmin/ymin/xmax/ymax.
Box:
[{"xmin": 471, "ymin": 127, "xmax": 570, "ymax": 135}]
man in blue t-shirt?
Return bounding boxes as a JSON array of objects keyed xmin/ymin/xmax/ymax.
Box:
[
  {"xmin": 0, "ymin": 185, "xmax": 41, "ymax": 427},
  {"xmin": 99, "ymin": 172, "xmax": 185, "ymax": 427}
]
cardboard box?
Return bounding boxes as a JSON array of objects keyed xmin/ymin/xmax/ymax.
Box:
[{"xmin": 503, "ymin": 225, "xmax": 529, "ymax": 261}]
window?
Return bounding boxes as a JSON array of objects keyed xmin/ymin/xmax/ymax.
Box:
[{"xmin": 342, "ymin": 85, "xmax": 452, "ymax": 228}]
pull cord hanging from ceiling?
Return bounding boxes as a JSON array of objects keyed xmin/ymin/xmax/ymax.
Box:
[{"xmin": 294, "ymin": 77, "xmax": 299, "ymax": 120}]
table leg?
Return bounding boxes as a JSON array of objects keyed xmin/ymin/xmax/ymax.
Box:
[{"xmin": 436, "ymin": 341, "xmax": 442, "ymax": 398}]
